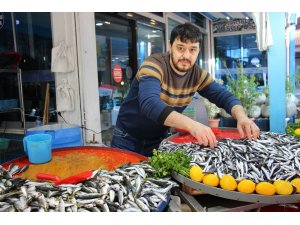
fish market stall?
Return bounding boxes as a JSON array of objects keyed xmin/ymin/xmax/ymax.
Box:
[
  {"xmin": 159, "ymin": 129, "xmax": 300, "ymax": 212},
  {"xmin": 0, "ymin": 146, "xmax": 178, "ymax": 212}
]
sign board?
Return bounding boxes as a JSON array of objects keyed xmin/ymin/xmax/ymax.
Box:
[
  {"xmin": 112, "ymin": 64, "xmax": 123, "ymax": 83},
  {"xmin": 213, "ymin": 19, "xmax": 255, "ymax": 33}
]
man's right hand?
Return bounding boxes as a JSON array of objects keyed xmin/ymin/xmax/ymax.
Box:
[
  {"xmin": 189, "ymin": 122, "xmax": 217, "ymax": 148},
  {"xmin": 164, "ymin": 111, "xmax": 217, "ymax": 148}
]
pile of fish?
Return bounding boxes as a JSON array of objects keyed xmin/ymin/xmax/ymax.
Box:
[
  {"xmin": 0, "ymin": 162, "xmax": 178, "ymax": 212},
  {"xmin": 159, "ymin": 132, "xmax": 300, "ymax": 183}
]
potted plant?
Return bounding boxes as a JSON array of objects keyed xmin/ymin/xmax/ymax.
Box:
[
  {"xmin": 225, "ymin": 63, "xmax": 260, "ymax": 117},
  {"xmin": 203, "ymin": 97, "xmax": 221, "ymax": 128},
  {"xmin": 285, "ymin": 77, "xmax": 299, "ymax": 118}
]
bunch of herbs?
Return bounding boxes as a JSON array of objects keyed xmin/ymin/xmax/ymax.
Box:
[{"xmin": 149, "ymin": 149, "xmax": 191, "ymax": 178}]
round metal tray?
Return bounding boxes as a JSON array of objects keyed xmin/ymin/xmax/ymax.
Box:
[{"xmin": 172, "ymin": 172, "xmax": 300, "ymax": 204}]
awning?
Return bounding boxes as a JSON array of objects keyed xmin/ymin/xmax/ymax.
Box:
[
  {"xmin": 251, "ymin": 12, "xmax": 273, "ymax": 51},
  {"xmin": 201, "ymin": 12, "xmax": 252, "ymax": 21}
]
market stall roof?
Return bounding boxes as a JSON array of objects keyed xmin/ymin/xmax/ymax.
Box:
[{"xmin": 201, "ymin": 12, "xmax": 252, "ymax": 21}]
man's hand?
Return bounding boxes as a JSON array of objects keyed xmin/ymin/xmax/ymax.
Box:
[
  {"xmin": 231, "ymin": 105, "xmax": 260, "ymax": 140},
  {"xmin": 189, "ymin": 122, "xmax": 217, "ymax": 148},
  {"xmin": 164, "ymin": 111, "xmax": 217, "ymax": 148}
]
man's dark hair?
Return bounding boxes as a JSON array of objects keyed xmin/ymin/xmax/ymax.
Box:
[{"xmin": 170, "ymin": 22, "xmax": 202, "ymax": 46}]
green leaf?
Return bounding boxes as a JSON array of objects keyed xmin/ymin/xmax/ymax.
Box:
[{"xmin": 149, "ymin": 149, "xmax": 192, "ymax": 178}]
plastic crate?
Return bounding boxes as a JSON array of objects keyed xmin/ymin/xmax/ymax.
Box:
[{"xmin": 26, "ymin": 123, "xmax": 82, "ymax": 149}]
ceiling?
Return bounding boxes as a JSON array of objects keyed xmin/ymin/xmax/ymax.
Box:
[{"xmin": 201, "ymin": 12, "xmax": 252, "ymax": 21}]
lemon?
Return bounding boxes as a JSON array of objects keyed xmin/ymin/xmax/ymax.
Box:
[
  {"xmin": 294, "ymin": 128, "xmax": 300, "ymax": 136},
  {"xmin": 220, "ymin": 174, "xmax": 237, "ymax": 191},
  {"xmin": 237, "ymin": 179, "xmax": 256, "ymax": 194},
  {"xmin": 189, "ymin": 165, "xmax": 204, "ymax": 182},
  {"xmin": 291, "ymin": 178, "xmax": 300, "ymax": 193},
  {"xmin": 203, "ymin": 174, "xmax": 219, "ymax": 187},
  {"xmin": 255, "ymin": 182, "xmax": 276, "ymax": 195},
  {"xmin": 273, "ymin": 180, "xmax": 293, "ymax": 195}
]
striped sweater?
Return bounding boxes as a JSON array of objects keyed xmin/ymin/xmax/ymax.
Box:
[{"xmin": 116, "ymin": 52, "xmax": 241, "ymax": 139}]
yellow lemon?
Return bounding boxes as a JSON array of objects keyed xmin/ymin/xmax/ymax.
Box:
[
  {"xmin": 237, "ymin": 179, "xmax": 256, "ymax": 194},
  {"xmin": 255, "ymin": 182, "xmax": 275, "ymax": 195},
  {"xmin": 273, "ymin": 180, "xmax": 294, "ymax": 195},
  {"xmin": 291, "ymin": 178, "xmax": 300, "ymax": 193},
  {"xmin": 189, "ymin": 165, "xmax": 204, "ymax": 182},
  {"xmin": 203, "ymin": 174, "xmax": 219, "ymax": 187},
  {"xmin": 294, "ymin": 128, "xmax": 300, "ymax": 136},
  {"xmin": 220, "ymin": 174, "xmax": 237, "ymax": 191}
]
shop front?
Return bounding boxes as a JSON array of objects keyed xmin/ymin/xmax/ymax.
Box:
[{"xmin": 0, "ymin": 12, "xmax": 210, "ymax": 146}]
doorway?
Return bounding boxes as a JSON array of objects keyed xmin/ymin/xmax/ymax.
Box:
[{"xmin": 95, "ymin": 13, "xmax": 136, "ymax": 147}]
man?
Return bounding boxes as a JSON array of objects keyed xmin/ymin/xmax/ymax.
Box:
[{"xmin": 111, "ymin": 22, "xmax": 260, "ymax": 157}]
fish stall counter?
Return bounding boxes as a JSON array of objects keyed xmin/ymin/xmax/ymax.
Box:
[
  {"xmin": 0, "ymin": 146, "xmax": 177, "ymax": 212},
  {"xmin": 163, "ymin": 128, "xmax": 300, "ymax": 212}
]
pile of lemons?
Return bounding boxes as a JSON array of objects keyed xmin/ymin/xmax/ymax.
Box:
[{"xmin": 189, "ymin": 165, "xmax": 300, "ymax": 195}]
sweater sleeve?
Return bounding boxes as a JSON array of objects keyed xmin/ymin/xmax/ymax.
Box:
[
  {"xmin": 198, "ymin": 80, "xmax": 242, "ymax": 114},
  {"xmin": 138, "ymin": 76, "xmax": 174, "ymax": 124}
]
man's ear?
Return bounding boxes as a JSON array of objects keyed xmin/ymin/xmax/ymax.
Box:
[{"xmin": 168, "ymin": 42, "xmax": 171, "ymax": 52}]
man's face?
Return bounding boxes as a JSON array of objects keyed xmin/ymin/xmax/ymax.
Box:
[{"xmin": 169, "ymin": 38, "xmax": 200, "ymax": 73}]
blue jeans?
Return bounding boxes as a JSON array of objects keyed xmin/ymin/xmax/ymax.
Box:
[{"xmin": 111, "ymin": 127, "xmax": 167, "ymax": 157}]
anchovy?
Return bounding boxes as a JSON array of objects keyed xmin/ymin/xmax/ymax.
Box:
[
  {"xmin": 0, "ymin": 160, "xmax": 177, "ymax": 212},
  {"xmin": 159, "ymin": 131, "xmax": 300, "ymax": 183}
]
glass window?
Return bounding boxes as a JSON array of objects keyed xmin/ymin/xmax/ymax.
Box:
[
  {"xmin": 167, "ymin": 18, "xmax": 180, "ymax": 42},
  {"xmin": 137, "ymin": 22, "xmax": 164, "ymax": 67},
  {"xmin": 197, "ymin": 33, "xmax": 206, "ymax": 68},
  {"xmin": 174, "ymin": 12, "xmax": 190, "ymax": 21},
  {"xmin": 0, "ymin": 13, "xmax": 15, "ymax": 52},
  {"xmin": 95, "ymin": 13, "xmax": 134, "ymax": 133},
  {"xmin": 95, "ymin": 13, "xmax": 133, "ymax": 98},
  {"xmin": 150, "ymin": 12, "xmax": 163, "ymax": 17},
  {"xmin": 0, "ymin": 12, "xmax": 55, "ymax": 124},
  {"xmin": 15, "ymin": 13, "xmax": 53, "ymax": 71},
  {"xmin": 214, "ymin": 33, "xmax": 267, "ymax": 87},
  {"xmin": 191, "ymin": 13, "xmax": 206, "ymax": 29},
  {"xmin": 15, "ymin": 13, "xmax": 55, "ymax": 123}
]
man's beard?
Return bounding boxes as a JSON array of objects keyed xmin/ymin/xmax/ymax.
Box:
[{"xmin": 171, "ymin": 53, "xmax": 193, "ymax": 73}]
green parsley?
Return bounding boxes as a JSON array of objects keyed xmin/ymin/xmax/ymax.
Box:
[{"xmin": 149, "ymin": 149, "xmax": 191, "ymax": 178}]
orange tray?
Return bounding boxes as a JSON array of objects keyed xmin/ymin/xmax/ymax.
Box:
[{"xmin": 2, "ymin": 146, "xmax": 147, "ymax": 181}]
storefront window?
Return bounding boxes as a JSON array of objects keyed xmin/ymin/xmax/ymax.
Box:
[
  {"xmin": 214, "ymin": 33, "xmax": 267, "ymax": 88},
  {"xmin": 0, "ymin": 13, "xmax": 14, "ymax": 52},
  {"xmin": 191, "ymin": 13, "xmax": 206, "ymax": 29},
  {"xmin": 17, "ymin": 13, "xmax": 55, "ymax": 123},
  {"xmin": 174, "ymin": 12, "xmax": 190, "ymax": 21},
  {"xmin": 167, "ymin": 18, "xmax": 180, "ymax": 43},
  {"xmin": 137, "ymin": 22, "xmax": 164, "ymax": 67},
  {"xmin": 95, "ymin": 13, "xmax": 134, "ymax": 131},
  {"xmin": 0, "ymin": 12, "xmax": 55, "ymax": 127}
]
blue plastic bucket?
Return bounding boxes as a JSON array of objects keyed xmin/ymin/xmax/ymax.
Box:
[
  {"xmin": 26, "ymin": 124, "xmax": 82, "ymax": 149},
  {"xmin": 23, "ymin": 134, "xmax": 52, "ymax": 164}
]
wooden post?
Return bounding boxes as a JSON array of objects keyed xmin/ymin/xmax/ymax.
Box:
[{"xmin": 43, "ymin": 83, "xmax": 50, "ymax": 125}]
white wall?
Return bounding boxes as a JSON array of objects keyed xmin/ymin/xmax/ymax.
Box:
[
  {"xmin": 75, "ymin": 12, "xmax": 102, "ymax": 144},
  {"xmin": 51, "ymin": 12, "xmax": 102, "ymax": 145}
]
